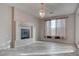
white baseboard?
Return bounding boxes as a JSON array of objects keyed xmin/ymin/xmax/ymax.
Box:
[{"xmin": 39, "ymin": 39, "xmax": 74, "ymax": 45}]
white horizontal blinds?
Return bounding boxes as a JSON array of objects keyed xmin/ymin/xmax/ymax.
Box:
[
  {"xmin": 57, "ymin": 19, "xmax": 62, "ymax": 36},
  {"xmin": 45, "ymin": 20, "xmax": 51, "ymax": 36},
  {"xmin": 56, "ymin": 19, "xmax": 66, "ymax": 38},
  {"xmin": 61, "ymin": 19, "xmax": 66, "ymax": 38},
  {"xmin": 45, "ymin": 18, "xmax": 66, "ymax": 39},
  {"xmin": 50, "ymin": 20, "xmax": 56, "ymax": 36},
  {"xmin": 45, "ymin": 19, "xmax": 56, "ymax": 36}
]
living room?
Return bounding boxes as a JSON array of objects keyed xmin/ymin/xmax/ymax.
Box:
[{"xmin": 0, "ymin": 3, "xmax": 79, "ymax": 56}]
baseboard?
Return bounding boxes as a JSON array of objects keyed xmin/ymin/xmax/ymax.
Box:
[{"xmin": 38, "ymin": 39, "xmax": 74, "ymax": 46}]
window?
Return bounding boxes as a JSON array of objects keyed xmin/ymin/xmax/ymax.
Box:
[
  {"xmin": 45, "ymin": 19, "xmax": 66, "ymax": 39},
  {"xmin": 51, "ymin": 20, "xmax": 56, "ymax": 36}
]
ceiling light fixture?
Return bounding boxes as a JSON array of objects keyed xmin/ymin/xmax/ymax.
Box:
[{"xmin": 39, "ymin": 3, "xmax": 45, "ymax": 18}]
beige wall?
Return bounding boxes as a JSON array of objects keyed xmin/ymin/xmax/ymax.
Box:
[
  {"xmin": 0, "ymin": 5, "xmax": 12, "ymax": 49},
  {"xmin": 65, "ymin": 14, "xmax": 75, "ymax": 43},
  {"xmin": 75, "ymin": 7, "xmax": 79, "ymax": 48},
  {"xmin": 39, "ymin": 14, "xmax": 75, "ymax": 44}
]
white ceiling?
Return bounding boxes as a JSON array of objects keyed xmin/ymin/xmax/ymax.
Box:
[{"xmin": 0, "ymin": 3, "xmax": 78, "ymax": 18}]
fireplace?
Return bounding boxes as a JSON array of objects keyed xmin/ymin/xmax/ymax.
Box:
[
  {"xmin": 21, "ymin": 29, "xmax": 30, "ymax": 39},
  {"xmin": 20, "ymin": 26, "xmax": 32, "ymax": 40}
]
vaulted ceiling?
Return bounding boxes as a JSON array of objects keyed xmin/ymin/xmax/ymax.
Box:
[{"xmin": 0, "ymin": 3, "xmax": 78, "ymax": 18}]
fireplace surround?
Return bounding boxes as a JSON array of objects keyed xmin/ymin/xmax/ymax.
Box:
[{"xmin": 20, "ymin": 25, "xmax": 32, "ymax": 40}]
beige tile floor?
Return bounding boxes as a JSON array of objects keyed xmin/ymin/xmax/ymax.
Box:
[{"xmin": 0, "ymin": 41, "xmax": 76, "ymax": 56}]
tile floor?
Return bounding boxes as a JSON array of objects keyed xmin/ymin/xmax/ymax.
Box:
[{"xmin": 0, "ymin": 41, "xmax": 76, "ymax": 56}]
